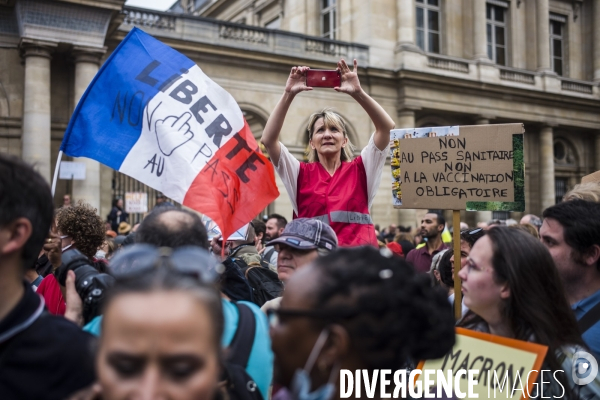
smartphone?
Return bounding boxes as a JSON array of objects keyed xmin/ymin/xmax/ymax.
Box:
[{"xmin": 306, "ymin": 69, "xmax": 341, "ymax": 88}]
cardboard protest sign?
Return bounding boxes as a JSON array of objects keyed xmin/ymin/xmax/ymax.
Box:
[
  {"xmin": 59, "ymin": 28, "xmax": 279, "ymax": 241},
  {"xmin": 415, "ymin": 328, "xmax": 548, "ymax": 400},
  {"xmin": 390, "ymin": 124, "xmax": 525, "ymax": 211},
  {"xmin": 125, "ymin": 192, "xmax": 148, "ymax": 213}
]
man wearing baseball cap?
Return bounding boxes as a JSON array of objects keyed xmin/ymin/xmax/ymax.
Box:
[{"xmin": 261, "ymin": 218, "xmax": 338, "ymax": 311}]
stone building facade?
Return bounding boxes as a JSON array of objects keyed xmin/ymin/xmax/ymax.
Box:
[{"xmin": 1, "ymin": 0, "xmax": 599, "ymax": 227}]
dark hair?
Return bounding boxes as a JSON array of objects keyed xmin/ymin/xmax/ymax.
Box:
[
  {"xmin": 103, "ymin": 268, "xmax": 224, "ymax": 358},
  {"xmin": 267, "ymin": 213, "xmax": 288, "ymax": 230},
  {"xmin": 543, "ymin": 199, "xmax": 600, "ymax": 270},
  {"xmin": 112, "ymin": 198, "xmax": 122, "ymax": 208},
  {"xmin": 460, "ymin": 228, "xmax": 485, "ymax": 248},
  {"xmin": 310, "ymin": 247, "xmax": 455, "ymax": 369},
  {"xmin": 252, "ymin": 219, "xmax": 266, "ymax": 241},
  {"xmin": 460, "ymin": 227, "xmax": 585, "ymax": 394},
  {"xmin": 56, "ymin": 202, "xmax": 106, "ymax": 259},
  {"xmin": 438, "ymin": 249, "xmax": 455, "ymax": 287},
  {"xmin": 136, "ymin": 208, "xmax": 208, "ymax": 249},
  {"xmin": 0, "ymin": 154, "xmax": 54, "ymax": 271},
  {"xmin": 427, "ymin": 211, "xmax": 445, "ymax": 228}
]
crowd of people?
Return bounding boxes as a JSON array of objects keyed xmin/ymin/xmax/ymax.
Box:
[{"xmin": 2, "ymin": 61, "xmax": 600, "ymax": 399}]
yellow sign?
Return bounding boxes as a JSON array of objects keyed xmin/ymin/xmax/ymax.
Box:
[{"xmin": 416, "ymin": 328, "xmax": 547, "ymax": 399}]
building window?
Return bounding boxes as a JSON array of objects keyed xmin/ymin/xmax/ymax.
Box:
[
  {"xmin": 550, "ymin": 14, "xmax": 566, "ymax": 76},
  {"xmin": 555, "ymin": 178, "xmax": 568, "ymax": 204},
  {"xmin": 265, "ymin": 17, "xmax": 280, "ymax": 30},
  {"xmin": 321, "ymin": 0, "xmax": 336, "ymax": 39},
  {"xmin": 486, "ymin": 2, "xmax": 507, "ymax": 66},
  {"xmin": 416, "ymin": 0, "xmax": 441, "ymax": 53}
]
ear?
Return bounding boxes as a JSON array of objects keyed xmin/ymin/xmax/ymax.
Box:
[
  {"xmin": 583, "ymin": 244, "xmax": 600, "ymax": 268},
  {"xmin": 342, "ymin": 136, "xmax": 348, "ymax": 148},
  {"xmin": 1, "ymin": 218, "xmax": 33, "ymax": 257},
  {"xmin": 309, "ymin": 137, "xmax": 316, "ymax": 150},
  {"xmin": 318, "ymin": 324, "xmax": 350, "ymax": 369},
  {"xmin": 499, "ymin": 283, "xmax": 511, "ymax": 300}
]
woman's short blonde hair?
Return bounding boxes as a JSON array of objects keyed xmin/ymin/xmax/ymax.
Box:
[
  {"xmin": 563, "ymin": 182, "xmax": 600, "ymax": 203},
  {"xmin": 306, "ymin": 108, "xmax": 356, "ymax": 163}
]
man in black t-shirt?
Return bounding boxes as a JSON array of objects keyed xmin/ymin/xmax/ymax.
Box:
[{"xmin": 0, "ymin": 154, "xmax": 95, "ymax": 399}]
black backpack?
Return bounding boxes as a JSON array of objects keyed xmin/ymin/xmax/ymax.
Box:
[
  {"xmin": 222, "ymin": 303, "xmax": 264, "ymax": 400},
  {"xmin": 232, "ymin": 258, "xmax": 284, "ymax": 307}
]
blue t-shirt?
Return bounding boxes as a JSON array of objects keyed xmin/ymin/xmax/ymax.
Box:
[
  {"xmin": 84, "ymin": 299, "xmax": 273, "ymax": 400},
  {"xmin": 572, "ymin": 288, "xmax": 600, "ymax": 360}
]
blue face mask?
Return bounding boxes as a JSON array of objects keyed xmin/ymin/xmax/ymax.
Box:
[{"xmin": 287, "ymin": 329, "xmax": 338, "ymax": 400}]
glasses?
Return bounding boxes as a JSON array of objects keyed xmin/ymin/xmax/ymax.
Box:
[
  {"xmin": 266, "ymin": 307, "xmax": 357, "ymax": 328},
  {"xmin": 59, "ymin": 235, "xmax": 70, "ymax": 240},
  {"xmin": 109, "ymin": 244, "xmax": 221, "ymax": 282}
]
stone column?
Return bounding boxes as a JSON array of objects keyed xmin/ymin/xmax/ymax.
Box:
[
  {"xmin": 21, "ymin": 40, "xmax": 55, "ymax": 183},
  {"xmin": 594, "ymin": 0, "xmax": 600, "ymax": 82},
  {"xmin": 71, "ymin": 47, "xmax": 105, "ymax": 212},
  {"xmin": 397, "ymin": 109, "xmax": 416, "ymax": 129},
  {"xmin": 396, "ymin": 0, "xmax": 418, "ymax": 51},
  {"xmin": 536, "ymin": 0, "xmax": 551, "ymax": 73},
  {"xmin": 474, "ymin": 116, "xmax": 492, "ymax": 225},
  {"xmin": 473, "ymin": 0, "xmax": 489, "ymax": 61},
  {"xmin": 539, "ymin": 125, "xmax": 555, "ymax": 211}
]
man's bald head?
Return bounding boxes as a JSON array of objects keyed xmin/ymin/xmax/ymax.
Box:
[{"xmin": 137, "ymin": 208, "xmax": 209, "ymax": 249}]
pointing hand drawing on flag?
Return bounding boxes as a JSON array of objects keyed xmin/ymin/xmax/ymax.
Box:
[
  {"xmin": 59, "ymin": 27, "xmax": 279, "ymax": 240},
  {"xmin": 155, "ymin": 112, "xmax": 194, "ymax": 156}
]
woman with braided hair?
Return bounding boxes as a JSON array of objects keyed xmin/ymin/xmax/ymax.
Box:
[{"xmin": 268, "ymin": 246, "xmax": 455, "ymax": 400}]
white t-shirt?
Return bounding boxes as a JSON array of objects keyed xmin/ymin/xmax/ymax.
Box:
[{"xmin": 274, "ymin": 134, "xmax": 389, "ymax": 215}]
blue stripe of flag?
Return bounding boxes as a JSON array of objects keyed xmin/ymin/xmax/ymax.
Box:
[{"xmin": 60, "ymin": 27, "xmax": 196, "ymax": 170}]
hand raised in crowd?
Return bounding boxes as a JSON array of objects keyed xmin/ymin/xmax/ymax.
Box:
[
  {"xmin": 64, "ymin": 270, "xmax": 84, "ymax": 328},
  {"xmin": 335, "ymin": 58, "xmax": 361, "ymax": 95},
  {"xmin": 210, "ymin": 235, "xmax": 231, "ymax": 260},
  {"xmin": 43, "ymin": 232, "xmax": 62, "ymax": 270},
  {"xmin": 284, "ymin": 66, "xmax": 312, "ymax": 95}
]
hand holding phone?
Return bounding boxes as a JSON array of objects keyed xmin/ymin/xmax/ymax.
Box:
[{"xmin": 306, "ymin": 69, "xmax": 341, "ymax": 88}]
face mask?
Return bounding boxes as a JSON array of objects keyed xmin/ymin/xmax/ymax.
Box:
[
  {"xmin": 288, "ymin": 329, "xmax": 337, "ymax": 400},
  {"xmin": 95, "ymin": 250, "xmax": 106, "ymax": 259}
]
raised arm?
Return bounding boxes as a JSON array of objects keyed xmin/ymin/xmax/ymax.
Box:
[
  {"xmin": 261, "ymin": 66, "xmax": 312, "ymax": 166},
  {"xmin": 335, "ymin": 59, "xmax": 395, "ymax": 151}
]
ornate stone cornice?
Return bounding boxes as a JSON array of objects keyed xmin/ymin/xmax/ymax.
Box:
[{"xmin": 19, "ymin": 38, "xmax": 57, "ymax": 59}]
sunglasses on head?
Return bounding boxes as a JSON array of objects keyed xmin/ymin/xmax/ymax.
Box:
[{"xmin": 109, "ymin": 244, "xmax": 221, "ymax": 282}]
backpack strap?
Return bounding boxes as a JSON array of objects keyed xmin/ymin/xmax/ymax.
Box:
[
  {"xmin": 577, "ymin": 300, "xmax": 600, "ymax": 334},
  {"xmin": 227, "ymin": 303, "xmax": 256, "ymax": 368},
  {"xmin": 262, "ymin": 247, "xmax": 276, "ymax": 263}
]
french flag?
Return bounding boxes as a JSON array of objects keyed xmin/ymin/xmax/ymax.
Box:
[{"xmin": 60, "ymin": 27, "xmax": 279, "ymax": 239}]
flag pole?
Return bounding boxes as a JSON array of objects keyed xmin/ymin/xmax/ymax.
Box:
[
  {"xmin": 453, "ymin": 210, "xmax": 462, "ymax": 320},
  {"xmin": 51, "ymin": 150, "xmax": 63, "ymax": 197}
]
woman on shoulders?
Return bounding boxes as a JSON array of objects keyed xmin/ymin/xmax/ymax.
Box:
[{"xmin": 261, "ymin": 59, "xmax": 394, "ymax": 247}]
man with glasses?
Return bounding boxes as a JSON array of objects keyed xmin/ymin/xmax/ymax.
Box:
[{"xmin": 261, "ymin": 218, "xmax": 338, "ymax": 311}]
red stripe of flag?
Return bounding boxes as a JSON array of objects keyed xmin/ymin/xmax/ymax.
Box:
[{"xmin": 183, "ymin": 119, "xmax": 279, "ymax": 241}]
